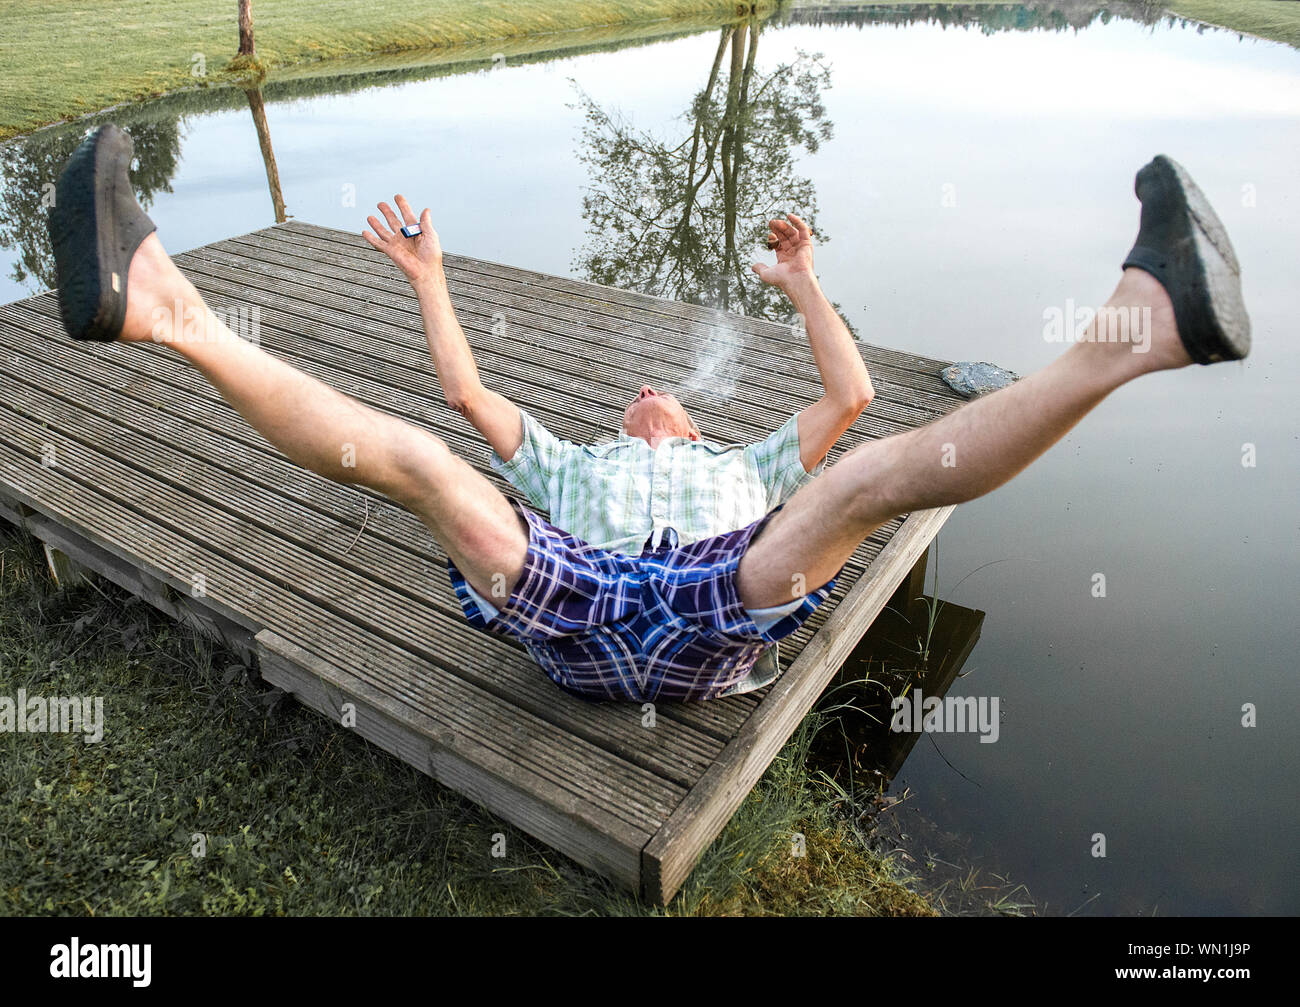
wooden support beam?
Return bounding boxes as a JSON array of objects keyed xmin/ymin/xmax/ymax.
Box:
[{"xmin": 42, "ymin": 542, "xmax": 97, "ymax": 589}]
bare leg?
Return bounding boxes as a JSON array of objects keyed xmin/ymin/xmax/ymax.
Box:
[
  {"xmin": 737, "ymin": 268, "xmax": 1193, "ymax": 608},
  {"xmin": 122, "ymin": 234, "xmax": 527, "ymax": 598}
]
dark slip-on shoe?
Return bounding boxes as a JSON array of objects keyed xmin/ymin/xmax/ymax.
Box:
[
  {"xmin": 1122, "ymin": 155, "xmax": 1251, "ymax": 365},
  {"xmin": 47, "ymin": 123, "xmax": 157, "ymax": 342}
]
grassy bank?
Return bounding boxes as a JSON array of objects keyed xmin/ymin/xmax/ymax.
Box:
[
  {"xmin": 0, "ymin": 0, "xmax": 773, "ymax": 140},
  {"xmin": 0, "ymin": 527, "xmax": 936, "ymax": 916},
  {"xmin": 1166, "ymin": 0, "xmax": 1300, "ymax": 46}
]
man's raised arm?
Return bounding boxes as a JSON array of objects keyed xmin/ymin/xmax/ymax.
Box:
[
  {"xmin": 752, "ymin": 213, "xmax": 874, "ymax": 471},
  {"xmin": 363, "ymin": 195, "xmax": 523, "ymax": 461}
]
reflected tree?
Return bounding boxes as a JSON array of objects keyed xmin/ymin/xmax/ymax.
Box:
[
  {"xmin": 573, "ymin": 17, "xmax": 833, "ymax": 324},
  {"xmin": 782, "ymin": 0, "xmax": 1168, "ymax": 34},
  {"xmin": 0, "ymin": 118, "xmax": 181, "ymax": 292}
]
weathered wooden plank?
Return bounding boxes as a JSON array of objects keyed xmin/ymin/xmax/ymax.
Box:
[
  {"xmin": 15, "ymin": 282, "xmax": 821, "ymax": 483},
  {"xmin": 257, "ymin": 629, "xmax": 650, "ymax": 888},
  {"xmin": 0, "ymin": 375, "xmax": 726, "ymax": 792},
  {"xmin": 0, "ymin": 297, "xmax": 904, "ymax": 738},
  {"xmin": 227, "ymin": 228, "xmax": 964, "ymax": 418},
  {"xmin": 8, "ymin": 502, "xmax": 258, "ymax": 664},
  {"xmin": 42, "ymin": 542, "xmax": 93, "ymax": 589},
  {"xmin": 5, "ymin": 281, "xmax": 904, "ymax": 691},
  {"xmin": 9, "ymin": 291, "xmax": 919, "ymax": 566},
  {"xmin": 279, "ymin": 221, "xmax": 959, "ymax": 388},
  {"xmin": 641, "ymin": 505, "xmax": 956, "ymax": 904},
  {"xmin": 1, "ymin": 293, "xmax": 898, "ymax": 750},
  {"xmin": 6, "ymin": 293, "xmax": 899, "ymax": 632}
]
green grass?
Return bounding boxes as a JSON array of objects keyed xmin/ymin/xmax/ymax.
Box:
[
  {"xmin": 1165, "ymin": 0, "xmax": 1300, "ymax": 46},
  {"xmin": 0, "ymin": 526, "xmax": 936, "ymax": 916},
  {"xmin": 0, "ymin": 0, "xmax": 774, "ymax": 140}
]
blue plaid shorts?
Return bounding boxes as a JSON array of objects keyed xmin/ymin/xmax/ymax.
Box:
[{"xmin": 446, "ymin": 502, "xmax": 838, "ymax": 702}]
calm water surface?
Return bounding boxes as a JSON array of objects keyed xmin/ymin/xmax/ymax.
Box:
[{"xmin": 2, "ymin": 4, "xmax": 1297, "ymax": 914}]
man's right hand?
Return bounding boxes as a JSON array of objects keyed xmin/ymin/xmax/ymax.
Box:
[{"xmin": 362, "ymin": 194, "xmax": 445, "ymax": 294}]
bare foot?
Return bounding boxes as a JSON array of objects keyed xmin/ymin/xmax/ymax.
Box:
[
  {"xmin": 1088, "ymin": 267, "xmax": 1192, "ymax": 373},
  {"xmin": 120, "ymin": 233, "xmax": 200, "ymax": 344}
]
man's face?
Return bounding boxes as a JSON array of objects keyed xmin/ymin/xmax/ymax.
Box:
[{"xmin": 622, "ymin": 385, "xmax": 700, "ymax": 442}]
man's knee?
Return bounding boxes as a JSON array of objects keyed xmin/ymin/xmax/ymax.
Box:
[{"xmin": 386, "ymin": 427, "xmax": 455, "ymax": 504}]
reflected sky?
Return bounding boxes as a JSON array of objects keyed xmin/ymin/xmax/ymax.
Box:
[{"xmin": 2, "ymin": 8, "xmax": 1297, "ymax": 914}]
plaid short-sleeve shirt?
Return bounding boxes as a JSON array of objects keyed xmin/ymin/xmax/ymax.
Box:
[{"xmin": 491, "ymin": 410, "xmax": 822, "ymax": 555}]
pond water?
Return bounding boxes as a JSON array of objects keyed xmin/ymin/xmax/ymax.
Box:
[{"xmin": 2, "ymin": 3, "xmax": 1297, "ymax": 914}]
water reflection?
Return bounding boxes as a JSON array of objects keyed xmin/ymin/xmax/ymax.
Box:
[
  {"xmin": 0, "ymin": 117, "xmax": 181, "ymax": 290},
  {"xmin": 0, "ymin": 8, "xmax": 745, "ymax": 298},
  {"xmin": 782, "ymin": 0, "xmax": 1168, "ymax": 33},
  {"xmin": 809, "ymin": 552, "xmax": 988, "ymax": 788},
  {"xmin": 574, "ymin": 14, "xmax": 831, "ymax": 322},
  {"xmin": 803, "ymin": 557, "xmax": 1033, "ymax": 913},
  {"xmin": 0, "ymin": 85, "xmax": 290, "ymax": 287}
]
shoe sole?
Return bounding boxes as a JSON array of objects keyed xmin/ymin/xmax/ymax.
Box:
[
  {"xmin": 1126, "ymin": 155, "xmax": 1251, "ymax": 365},
  {"xmin": 1167, "ymin": 156, "xmax": 1251, "ymax": 363}
]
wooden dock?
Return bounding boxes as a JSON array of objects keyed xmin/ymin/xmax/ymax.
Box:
[{"xmin": 0, "ymin": 221, "xmax": 962, "ymax": 903}]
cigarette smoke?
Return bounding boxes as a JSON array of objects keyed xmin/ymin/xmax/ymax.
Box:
[{"xmin": 677, "ymin": 321, "xmax": 746, "ymax": 402}]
